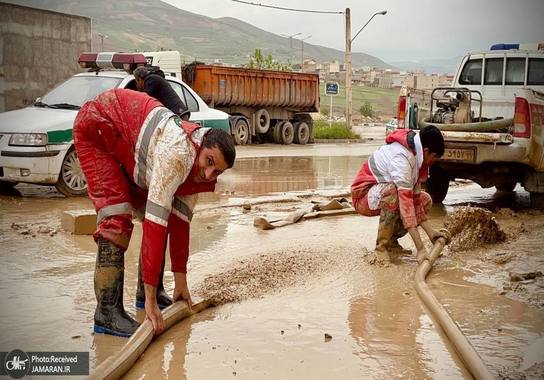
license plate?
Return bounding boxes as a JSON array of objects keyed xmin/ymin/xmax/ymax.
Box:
[{"xmin": 443, "ymin": 147, "xmax": 476, "ymax": 163}]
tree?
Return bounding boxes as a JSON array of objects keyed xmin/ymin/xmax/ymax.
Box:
[
  {"xmin": 247, "ymin": 48, "xmax": 291, "ymax": 71},
  {"xmin": 360, "ymin": 102, "xmax": 374, "ymax": 117}
]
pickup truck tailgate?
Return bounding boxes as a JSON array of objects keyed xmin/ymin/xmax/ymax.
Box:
[{"xmin": 442, "ymin": 131, "xmax": 513, "ymax": 144}]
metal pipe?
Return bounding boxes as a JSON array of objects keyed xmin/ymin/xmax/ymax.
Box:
[
  {"xmin": 415, "ymin": 233, "xmax": 494, "ymax": 380},
  {"xmin": 88, "ymin": 299, "xmax": 212, "ymax": 380}
]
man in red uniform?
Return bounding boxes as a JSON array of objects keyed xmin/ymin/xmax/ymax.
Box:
[
  {"xmin": 351, "ymin": 126, "xmax": 445, "ymax": 265},
  {"xmin": 74, "ymin": 88, "xmax": 236, "ymax": 337}
]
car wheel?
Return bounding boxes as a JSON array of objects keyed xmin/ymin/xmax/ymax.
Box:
[
  {"xmin": 293, "ymin": 121, "xmax": 310, "ymax": 145},
  {"xmin": 233, "ymin": 118, "xmax": 250, "ymax": 145},
  {"xmin": 425, "ymin": 165, "xmax": 450, "ymax": 203},
  {"xmin": 55, "ymin": 147, "xmax": 87, "ymax": 196}
]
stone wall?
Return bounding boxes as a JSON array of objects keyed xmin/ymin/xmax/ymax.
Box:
[{"xmin": 0, "ymin": 2, "xmax": 91, "ymax": 112}]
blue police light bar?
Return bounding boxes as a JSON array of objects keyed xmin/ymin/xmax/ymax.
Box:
[{"xmin": 490, "ymin": 43, "xmax": 520, "ymax": 51}]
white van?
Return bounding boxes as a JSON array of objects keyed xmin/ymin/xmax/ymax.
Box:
[{"xmin": 143, "ymin": 51, "xmax": 182, "ymax": 78}]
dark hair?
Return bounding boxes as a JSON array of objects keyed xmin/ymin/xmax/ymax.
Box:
[
  {"xmin": 133, "ymin": 66, "xmax": 165, "ymax": 80},
  {"xmin": 133, "ymin": 66, "xmax": 149, "ymax": 80},
  {"xmin": 203, "ymin": 128, "xmax": 236, "ymax": 168},
  {"xmin": 420, "ymin": 125, "xmax": 445, "ymax": 157}
]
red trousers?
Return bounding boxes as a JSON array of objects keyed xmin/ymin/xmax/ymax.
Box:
[{"xmin": 73, "ymin": 102, "xmax": 146, "ymax": 249}]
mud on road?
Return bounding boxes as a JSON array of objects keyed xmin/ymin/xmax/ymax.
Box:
[{"xmin": 0, "ymin": 151, "xmax": 543, "ymax": 379}]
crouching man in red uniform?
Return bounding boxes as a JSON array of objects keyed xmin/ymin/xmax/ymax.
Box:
[
  {"xmin": 351, "ymin": 126, "xmax": 446, "ymax": 265},
  {"xmin": 73, "ymin": 89, "xmax": 236, "ymax": 337}
]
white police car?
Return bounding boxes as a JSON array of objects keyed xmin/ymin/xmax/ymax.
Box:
[{"xmin": 0, "ymin": 53, "xmax": 230, "ymax": 196}]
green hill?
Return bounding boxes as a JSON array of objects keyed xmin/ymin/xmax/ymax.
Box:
[{"xmin": 5, "ymin": 0, "xmax": 392, "ymax": 68}]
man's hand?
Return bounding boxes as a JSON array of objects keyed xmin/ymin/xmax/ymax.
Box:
[
  {"xmin": 429, "ymin": 229, "xmax": 449, "ymax": 243},
  {"xmin": 144, "ymin": 284, "xmax": 165, "ymax": 335},
  {"xmin": 173, "ymin": 272, "xmax": 193, "ymax": 311}
]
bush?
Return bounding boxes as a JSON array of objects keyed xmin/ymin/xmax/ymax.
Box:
[
  {"xmin": 359, "ymin": 102, "xmax": 374, "ymax": 117},
  {"xmin": 313, "ymin": 120, "xmax": 359, "ymax": 139}
]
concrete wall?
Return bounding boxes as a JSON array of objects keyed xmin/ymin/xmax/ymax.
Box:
[{"xmin": 0, "ymin": 2, "xmax": 91, "ymax": 112}]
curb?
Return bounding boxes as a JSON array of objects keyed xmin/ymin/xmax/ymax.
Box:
[{"xmin": 314, "ymin": 138, "xmax": 374, "ymax": 144}]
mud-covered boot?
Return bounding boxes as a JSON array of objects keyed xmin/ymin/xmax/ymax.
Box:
[
  {"xmin": 387, "ymin": 218, "xmax": 412, "ymax": 256},
  {"xmin": 94, "ymin": 237, "xmax": 140, "ymax": 337},
  {"xmin": 135, "ymin": 255, "xmax": 173, "ymax": 310},
  {"xmin": 369, "ymin": 207, "xmax": 398, "ymax": 266}
]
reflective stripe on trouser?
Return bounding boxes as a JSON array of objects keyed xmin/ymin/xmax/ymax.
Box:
[{"xmin": 74, "ymin": 107, "xmax": 135, "ymax": 250}]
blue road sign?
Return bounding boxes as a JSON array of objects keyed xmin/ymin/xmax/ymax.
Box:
[{"xmin": 326, "ymin": 82, "xmax": 339, "ymax": 96}]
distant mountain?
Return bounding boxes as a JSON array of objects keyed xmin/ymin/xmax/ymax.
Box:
[
  {"xmin": 390, "ymin": 57, "xmax": 462, "ymax": 75},
  {"xmin": 5, "ymin": 0, "xmax": 392, "ymax": 69}
]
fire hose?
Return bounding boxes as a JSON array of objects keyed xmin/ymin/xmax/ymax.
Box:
[
  {"xmin": 87, "ymin": 299, "xmax": 213, "ymax": 380},
  {"xmin": 88, "ymin": 230, "xmax": 495, "ymax": 379},
  {"xmin": 415, "ymin": 229, "xmax": 494, "ymax": 379}
]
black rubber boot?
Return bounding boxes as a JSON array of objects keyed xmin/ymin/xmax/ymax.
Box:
[
  {"xmin": 93, "ymin": 237, "xmax": 140, "ymax": 338},
  {"xmin": 135, "ymin": 254, "xmax": 173, "ymax": 310}
]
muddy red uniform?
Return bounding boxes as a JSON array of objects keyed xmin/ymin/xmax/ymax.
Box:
[
  {"xmin": 351, "ymin": 129, "xmax": 432, "ymax": 228},
  {"xmin": 74, "ymin": 89, "xmax": 215, "ymax": 287}
]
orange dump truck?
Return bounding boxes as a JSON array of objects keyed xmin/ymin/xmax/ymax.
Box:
[{"xmin": 183, "ymin": 62, "xmax": 320, "ymax": 145}]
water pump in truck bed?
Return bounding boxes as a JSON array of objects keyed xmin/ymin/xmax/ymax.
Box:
[
  {"xmin": 428, "ymin": 87, "xmax": 483, "ymax": 125},
  {"xmin": 431, "ymin": 91, "xmax": 472, "ymax": 124}
]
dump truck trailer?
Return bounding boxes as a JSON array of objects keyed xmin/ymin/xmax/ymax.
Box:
[{"xmin": 183, "ymin": 63, "xmax": 320, "ymax": 145}]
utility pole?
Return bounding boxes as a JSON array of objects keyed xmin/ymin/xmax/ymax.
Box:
[
  {"xmin": 345, "ymin": 9, "xmax": 387, "ymax": 129},
  {"xmin": 345, "ymin": 8, "xmax": 352, "ymax": 129},
  {"xmin": 300, "ymin": 35, "xmax": 311, "ymax": 71}
]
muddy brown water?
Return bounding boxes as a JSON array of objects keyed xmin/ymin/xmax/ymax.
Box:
[{"xmin": 1, "ymin": 152, "xmax": 543, "ymax": 379}]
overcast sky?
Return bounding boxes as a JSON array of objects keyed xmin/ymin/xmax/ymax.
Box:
[{"xmin": 163, "ymin": 0, "xmax": 543, "ymax": 63}]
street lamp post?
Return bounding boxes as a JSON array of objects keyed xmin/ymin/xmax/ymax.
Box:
[
  {"xmin": 97, "ymin": 33, "xmax": 108, "ymax": 51},
  {"xmin": 281, "ymin": 32, "xmax": 302, "ymax": 48},
  {"xmin": 345, "ymin": 9, "xmax": 387, "ymax": 129}
]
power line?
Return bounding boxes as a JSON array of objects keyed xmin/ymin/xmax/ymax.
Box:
[{"xmin": 231, "ymin": 0, "xmax": 343, "ymax": 15}]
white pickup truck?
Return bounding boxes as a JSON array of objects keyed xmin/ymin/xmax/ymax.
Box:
[{"xmin": 397, "ymin": 43, "xmax": 544, "ymax": 207}]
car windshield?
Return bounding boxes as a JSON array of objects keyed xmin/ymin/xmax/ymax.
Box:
[{"xmin": 40, "ymin": 76, "xmax": 123, "ymax": 108}]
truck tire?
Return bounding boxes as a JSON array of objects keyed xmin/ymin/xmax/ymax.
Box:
[
  {"xmin": 55, "ymin": 147, "xmax": 87, "ymax": 197},
  {"xmin": 293, "ymin": 121, "xmax": 310, "ymax": 145},
  {"xmin": 233, "ymin": 118, "xmax": 250, "ymax": 145},
  {"xmin": 425, "ymin": 165, "xmax": 450, "ymax": 203},
  {"xmin": 0, "ymin": 181, "xmax": 18, "ymax": 189},
  {"xmin": 255, "ymin": 109, "xmax": 270, "ymax": 134},
  {"xmin": 280, "ymin": 121, "xmax": 294, "ymax": 145},
  {"xmin": 496, "ymin": 183, "xmax": 516, "ymax": 192},
  {"xmin": 273, "ymin": 121, "xmax": 284, "ymax": 144},
  {"xmin": 530, "ymin": 192, "xmax": 544, "ymax": 209}
]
